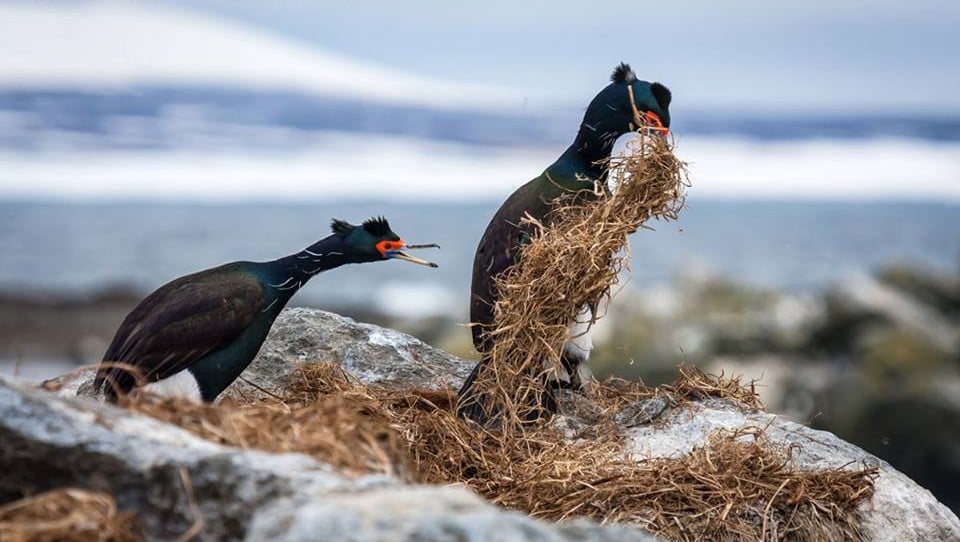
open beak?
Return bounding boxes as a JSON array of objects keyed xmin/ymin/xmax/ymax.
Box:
[
  {"xmin": 628, "ymin": 85, "xmax": 669, "ymax": 139},
  {"xmin": 644, "ymin": 111, "xmax": 669, "ymax": 139},
  {"xmin": 390, "ymin": 242, "xmax": 440, "ymax": 267}
]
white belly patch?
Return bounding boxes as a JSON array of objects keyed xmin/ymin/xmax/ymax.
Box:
[
  {"xmin": 143, "ymin": 369, "xmax": 202, "ymax": 402},
  {"xmin": 544, "ymin": 305, "xmax": 595, "ymax": 387},
  {"xmin": 563, "ymin": 305, "xmax": 595, "ymax": 363}
]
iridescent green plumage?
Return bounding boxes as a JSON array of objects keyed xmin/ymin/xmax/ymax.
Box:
[
  {"xmin": 459, "ymin": 63, "xmax": 672, "ymax": 421},
  {"xmin": 95, "ymin": 217, "xmax": 437, "ymax": 402}
]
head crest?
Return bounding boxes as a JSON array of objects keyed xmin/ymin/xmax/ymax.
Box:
[
  {"xmin": 362, "ymin": 216, "xmax": 392, "ymax": 237},
  {"xmin": 330, "ymin": 218, "xmax": 353, "ymax": 235},
  {"xmin": 651, "ymin": 82, "xmax": 672, "ymax": 109},
  {"xmin": 611, "ymin": 62, "xmax": 636, "ymax": 84}
]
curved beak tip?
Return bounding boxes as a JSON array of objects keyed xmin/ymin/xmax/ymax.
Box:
[{"xmin": 392, "ymin": 251, "xmax": 438, "ymax": 268}]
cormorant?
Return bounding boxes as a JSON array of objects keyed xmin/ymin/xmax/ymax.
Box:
[
  {"xmin": 458, "ymin": 63, "xmax": 671, "ymax": 422},
  {"xmin": 95, "ymin": 216, "xmax": 438, "ymax": 402}
]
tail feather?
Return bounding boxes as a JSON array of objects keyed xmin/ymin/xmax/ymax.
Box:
[
  {"xmin": 456, "ymin": 361, "xmax": 492, "ymax": 422},
  {"xmin": 456, "ymin": 358, "xmax": 565, "ymax": 425}
]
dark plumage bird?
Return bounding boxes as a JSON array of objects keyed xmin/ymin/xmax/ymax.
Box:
[
  {"xmin": 458, "ymin": 63, "xmax": 672, "ymax": 422},
  {"xmin": 94, "ymin": 217, "xmax": 438, "ymax": 402}
]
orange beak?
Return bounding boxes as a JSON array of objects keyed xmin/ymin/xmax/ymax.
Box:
[
  {"xmin": 644, "ymin": 111, "xmax": 669, "ymax": 137},
  {"xmin": 627, "ymin": 84, "xmax": 669, "ymax": 138},
  {"xmin": 376, "ymin": 239, "xmax": 439, "ymax": 267}
]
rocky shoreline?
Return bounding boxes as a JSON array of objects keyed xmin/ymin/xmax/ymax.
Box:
[
  {"xmin": 3, "ymin": 308, "xmax": 958, "ymax": 541},
  {"xmin": 3, "ymin": 264, "xmax": 959, "ymax": 516}
]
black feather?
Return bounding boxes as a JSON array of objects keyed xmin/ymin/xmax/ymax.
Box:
[
  {"xmin": 651, "ymin": 82, "xmax": 672, "ymax": 110},
  {"xmin": 362, "ymin": 216, "xmax": 392, "ymax": 237},
  {"xmin": 610, "ymin": 62, "xmax": 636, "ymax": 84},
  {"xmin": 330, "ymin": 219, "xmax": 353, "ymax": 235}
]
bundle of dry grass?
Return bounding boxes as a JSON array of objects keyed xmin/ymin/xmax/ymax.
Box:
[
  {"xmin": 591, "ymin": 366, "xmax": 764, "ymax": 416},
  {"xmin": 0, "ymin": 488, "xmax": 139, "ymax": 542},
  {"xmin": 95, "ymin": 132, "xmax": 878, "ymax": 539},
  {"xmin": 467, "ymin": 132, "xmax": 689, "ymax": 425},
  {"xmin": 392, "ymin": 369, "xmax": 875, "ymax": 540},
  {"xmin": 122, "ymin": 363, "xmax": 875, "ymax": 541},
  {"xmin": 124, "ymin": 364, "xmax": 413, "ymax": 480}
]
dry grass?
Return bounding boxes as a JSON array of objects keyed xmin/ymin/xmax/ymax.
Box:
[
  {"xmin": 0, "ymin": 488, "xmax": 139, "ymax": 542},
  {"xmin": 463, "ymin": 132, "xmax": 688, "ymax": 425},
  {"xmin": 123, "ymin": 363, "xmax": 414, "ymax": 480},
  {"xmin": 592, "ymin": 366, "xmax": 765, "ymax": 416},
  {"xmin": 122, "ymin": 363, "xmax": 876, "ymax": 541},
  {"xmin": 23, "ymin": 132, "xmax": 875, "ymax": 540}
]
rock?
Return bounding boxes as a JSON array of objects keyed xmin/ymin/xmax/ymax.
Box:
[
  {"xmin": 623, "ymin": 398, "xmax": 960, "ymax": 542},
  {"xmin": 248, "ymin": 485, "xmax": 656, "ymax": 542},
  {"xmin": 18, "ymin": 307, "xmax": 960, "ymax": 540},
  {"xmin": 811, "ymin": 374, "xmax": 960, "ymax": 516},
  {"xmin": 41, "ymin": 308, "xmax": 477, "ymax": 401},
  {"xmin": 0, "ymin": 378, "xmax": 658, "ymax": 542},
  {"xmin": 827, "ymin": 275, "xmax": 958, "ymax": 355},
  {"xmin": 237, "ymin": 308, "xmax": 475, "ymax": 394},
  {"xmin": 877, "ymin": 265, "xmax": 960, "ymax": 319},
  {"xmin": 39, "ymin": 366, "xmax": 98, "ymax": 398}
]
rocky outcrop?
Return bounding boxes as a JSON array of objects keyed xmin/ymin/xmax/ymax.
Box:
[
  {"xmin": 621, "ymin": 398, "xmax": 960, "ymax": 542},
  {"xmin": 0, "ymin": 378, "xmax": 657, "ymax": 541},
  {"xmin": 15, "ymin": 308, "xmax": 960, "ymax": 541},
  {"xmin": 236, "ymin": 308, "xmax": 475, "ymax": 393},
  {"xmin": 41, "ymin": 308, "xmax": 475, "ymax": 400}
]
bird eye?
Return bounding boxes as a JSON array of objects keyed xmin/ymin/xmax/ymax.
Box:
[{"xmin": 645, "ymin": 111, "xmax": 663, "ymax": 128}]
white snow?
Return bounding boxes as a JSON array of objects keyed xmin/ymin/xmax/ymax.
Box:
[
  {"xmin": 0, "ymin": 3, "xmax": 515, "ymax": 110},
  {"xmin": 0, "ymin": 133, "xmax": 957, "ymax": 202}
]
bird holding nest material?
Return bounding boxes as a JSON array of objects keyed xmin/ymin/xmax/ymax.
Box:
[
  {"xmin": 95, "ymin": 217, "xmax": 438, "ymax": 403},
  {"xmin": 458, "ymin": 63, "xmax": 672, "ymax": 423}
]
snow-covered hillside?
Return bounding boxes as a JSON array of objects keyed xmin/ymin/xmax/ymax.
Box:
[{"xmin": 0, "ymin": 3, "xmax": 515, "ymax": 110}]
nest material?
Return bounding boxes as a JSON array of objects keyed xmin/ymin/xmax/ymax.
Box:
[
  {"xmin": 0, "ymin": 488, "xmax": 139, "ymax": 542},
  {"xmin": 123, "ymin": 363, "xmax": 876, "ymax": 541},
  {"xmin": 467, "ymin": 132, "xmax": 689, "ymax": 425},
  {"xmin": 100, "ymin": 136, "xmax": 877, "ymax": 540},
  {"xmin": 124, "ymin": 363, "xmax": 415, "ymax": 480}
]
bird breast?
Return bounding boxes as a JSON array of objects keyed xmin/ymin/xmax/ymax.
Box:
[
  {"xmin": 142, "ymin": 369, "xmax": 203, "ymax": 402},
  {"xmin": 563, "ymin": 304, "xmax": 595, "ymax": 363}
]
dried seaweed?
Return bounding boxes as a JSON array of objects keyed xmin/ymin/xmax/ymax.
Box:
[
  {"xmin": 125, "ymin": 363, "xmax": 876, "ymax": 541},
  {"xmin": 0, "ymin": 488, "xmax": 139, "ymax": 542},
  {"xmin": 465, "ymin": 132, "xmax": 688, "ymax": 425},
  {"xmin": 92, "ymin": 133, "xmax": 876, "ymax": 540}
]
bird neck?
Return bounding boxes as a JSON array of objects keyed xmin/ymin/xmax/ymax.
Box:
[
  {"xmin": 267, "ymin": 235, "xmax": 351, "ymax": 297},
  {"xmin": 569, "ymin": 117, "xmax": 626, "ymax": 172},
  {"xmin": 546, "ymin": 129, "xmax": 616, "ymax": 190}
]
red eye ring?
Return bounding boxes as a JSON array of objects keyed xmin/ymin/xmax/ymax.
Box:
[
  {"xmin": 377, "ymin": 240, "xmax": 404, "ymax": 255},
  {"xmin": 645, "ymin": 111, "xmax": 663, "ymax": 128}
]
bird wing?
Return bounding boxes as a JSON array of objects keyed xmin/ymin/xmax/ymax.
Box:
[
  {"xmin": 469, "ymin": 170, "xmax": 605, "ymax": 353},
  {"xmin": 470, "ymin": 177, "xmax": 555, "ymax": 352},
  {"xmin": 95, "ymin": 266, "xmax": 265, "ymax": 396}
]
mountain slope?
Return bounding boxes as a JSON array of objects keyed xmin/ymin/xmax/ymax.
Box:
[{"xmin": 0, "ymin": 3, "xmax": 514, "ymax": 110}]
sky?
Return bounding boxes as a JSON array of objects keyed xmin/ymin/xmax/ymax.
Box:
[
  {"xmin": 195, "ymin": 0, "xmax": 960, "ymax": 112},
  {"xmin": 1, "ymin": 0, "xmax": 958, "ymax": 112},
  {"xmin": 0, "ymin": 1, "xmax": 957, "ymax": 202}
]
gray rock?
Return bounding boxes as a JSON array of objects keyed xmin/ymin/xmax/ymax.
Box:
[
  {"xmin": 832, "ymin": 275, "xmax": 958, "ymax": 354},
  {"xmin": 40, "ymin": 365, "xmax": 99, "ymax": 398},
  {"xmin": 18, "ymin": 308, "xmax": 960, "ymax": 540},
  {"xmin": 0, "ymin": 378, "xmax": 657, "ymax": 542},
  {"xmin": 623, "ymin": 398, "xmax": 960, "ymax": 542},
  {"xmin": 248, "ymin": 485, "xmax": 654, "ymax": 542},
  {"xmin": 237, "ymin": 308, "xmax": 474, "ymax": 394},
  {"xmin": 42, "ymin": 308, "xmax": 476, "ymax": 401}
]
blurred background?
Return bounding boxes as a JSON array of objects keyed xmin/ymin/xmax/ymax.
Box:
[{"xmin": 1, "ymin": 0, "xmax": 958, "ymax": 511}]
